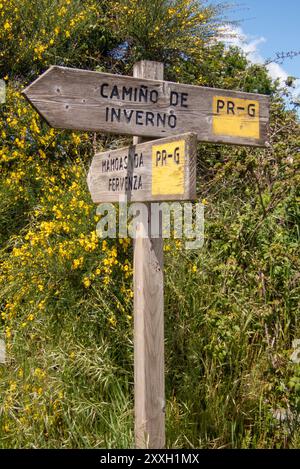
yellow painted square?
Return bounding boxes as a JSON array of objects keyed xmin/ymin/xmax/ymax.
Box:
[
  {"xmin": 152, "ymin": 140, "xmax": 185, "ymax": 195},
  {"xmin": 213, "ymin": 96, "xmax": 260, "ymax": 139}
]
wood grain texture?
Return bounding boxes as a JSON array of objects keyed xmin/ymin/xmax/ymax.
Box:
[
  {"xmin": 87, "ymin": 132, "xmax": 197, "ymax": 203},
  {"xmin": 133, "ymin": 61, "xmax": 165, "ymax": 449},
  {"xmin": 23, "ymin": 65, "xmax": 269, "ymax": 147},
  {"xmin": 0, "ymin": 79, "xmax": 5, "ymax": 104}
]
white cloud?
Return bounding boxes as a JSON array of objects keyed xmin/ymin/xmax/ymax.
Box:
[
  {"xmin": 221, "ymin": 25, "xmax": 267, "ymax": 63},
  {"xmin": 220, "ymin": 24, "xmax": 300, "ymax": 99},
  {"xmin": 220, "ymin": 25, "xmax": 264, "ymax": 55},
  {"xmin": 266, "ymin": 62, "xmax": 288, "ymax": 86}
]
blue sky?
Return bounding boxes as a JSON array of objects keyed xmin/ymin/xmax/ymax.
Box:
[
  {"xmin": 214, "ymin": 0, "xmax": 300, "ymax": 99},
  {"xmin": 229, "ymin": 0, "xmax": 299, "ymax": 76}
]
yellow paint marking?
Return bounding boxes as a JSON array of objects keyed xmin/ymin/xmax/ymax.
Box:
[
  {"xmin": 213, "ymin": 96, "xmax": 260, "ymax": 139},
  {"xmin": 152, "ymin": 140, "xmax": 185, "ymax": 195}
]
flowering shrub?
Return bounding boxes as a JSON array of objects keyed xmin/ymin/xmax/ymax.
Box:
[
  {"xmin": 0, "ymin": 0, "xmax": 116, "ymax": 78},
  {"xmin": 0, "ymin": 0, "xmax": 300, "ymax": 450},
  {"xmin": 108, "ymin": 0, "xmax": 224, "ymax": 62}
]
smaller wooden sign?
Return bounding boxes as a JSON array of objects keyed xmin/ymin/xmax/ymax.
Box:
[{"xmin": 87, "ymin": 133, "xmax": 197, "ymax": 203}]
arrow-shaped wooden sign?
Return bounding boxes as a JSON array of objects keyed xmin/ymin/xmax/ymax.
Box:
[
  {"xmin": 23, "ymin": 65, "xmax": 269, "ymax": 147},
  {"xmin": 87, "ymin": 132, "xmax": 197, "ymax": 203}
]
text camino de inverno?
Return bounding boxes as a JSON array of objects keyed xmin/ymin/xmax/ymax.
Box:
[{"xmin": 100, "ymin": 82, "xmax": 189, "ymax": 130}]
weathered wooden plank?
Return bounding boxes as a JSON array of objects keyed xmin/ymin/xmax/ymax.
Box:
[
  {"xmin": 0, "ymin": 79, "xmax": 5, "ymax": 104},
  {"xmin": 133, "ymin": 61, "xmax": 165, "ymax": 449},
  {"xmin": 23, "ymin": 65, "xmax": 269, "ymax": 147},
  {"xmin": 87, "ymin": 132, "xmax": 197, "ymax": 203}
]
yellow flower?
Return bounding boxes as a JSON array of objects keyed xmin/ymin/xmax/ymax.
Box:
[
  {"xmin": 192, "ymin": 264, "xmax": 197, "ymax": 272},
  {"xmin": 108, "ymin": 315, "xmax": 117, "ymax": 327},
  {"xmin": 4, "ymin": 21, "xmax": 11, "ymax": 31},
  {"xmin": 71, "ymin": 133, "xmax": 81, "ymax": 145},
  {"xmin": 175, "ymin": 240, "xmax": 182, "ymax": 249},
  {"xmin": 34, "ymin": 368, "xmax": 46, "ymax": 379},
  {"xmin": 10, "ymin": 382, "xmax": 17, "ymax": 392},
  {"xmin": 72, "ymin": 257, "xmax": 83, "ymax": 269},
  {"xmin": 83, "ymin": 277, "xmax": 91, "ymax": 288}
]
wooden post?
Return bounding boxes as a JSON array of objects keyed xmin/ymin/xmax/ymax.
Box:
[{"xmin": 133, "ymin": 61, "xmax": 165, "ymax": 449}]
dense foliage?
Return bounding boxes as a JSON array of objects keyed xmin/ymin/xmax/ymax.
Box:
[{"xmin": 0, "ymin": 0, "xmax": 299, "ymax": 448}]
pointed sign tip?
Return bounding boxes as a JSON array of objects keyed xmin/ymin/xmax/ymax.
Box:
[
  {"xmin": 21, "ymin": 86, "xmax": 29, "ymax": 98},
  {"xmin": 21, "ymin": 65, "xmax": 59, "ymax": 97}
]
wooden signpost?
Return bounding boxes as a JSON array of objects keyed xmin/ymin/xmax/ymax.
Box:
[
  {"xmin": 23, "ymin": 59, "xmax": 270, "ymax": 450},
  {"xmin": 23, "ymin": 65, "xmax": 269, "ymax": 147}
]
